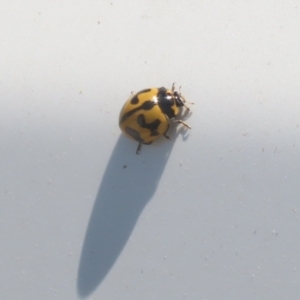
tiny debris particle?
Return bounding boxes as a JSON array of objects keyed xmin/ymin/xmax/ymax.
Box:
[{"xmin": 123, "ymin": 165, "xmax": 127, "ymax": 169}]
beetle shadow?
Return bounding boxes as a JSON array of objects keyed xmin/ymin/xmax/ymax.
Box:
[{"xmin": 77, "ymin": 112, "xmax": 191, "ymax": 298}]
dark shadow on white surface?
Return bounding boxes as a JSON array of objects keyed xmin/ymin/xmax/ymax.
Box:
[{"xmin": 77, "ymin": 114, "xmax": 191, "ymax": 298}]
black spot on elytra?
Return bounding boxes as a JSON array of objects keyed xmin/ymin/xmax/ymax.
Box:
[
  {"xmin": 130, "ymin": 95, "xmax": 139, "ymax": 104},
  {"xmin": 125, "ymin": 127, "xmax": 153, "ymax": 144},
  {"xmin": 130, "ymin": 89, "xmax": 151, "ymax": 105},
  {"xmin": 142, "ymin": 101, "xmax": 156, "ymax": 110},
  {"xmin": 136, "ymin": 114, "xmax": 160, "ymax": 136},
  {"xmin": 119, "ymin": 100, "xmax": 156, "ymax": 124},
  {"xmin": 125, "ymin": 127, "xmax": 145, "ymax": 142},
  {"xmin": 139, "ymin": 88, "xmax": 152, "ymax": 95}
]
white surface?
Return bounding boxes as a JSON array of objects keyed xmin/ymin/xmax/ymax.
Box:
[{"xmin": 1, "ymin": 1, "xmax": 300, "ymax": 299}]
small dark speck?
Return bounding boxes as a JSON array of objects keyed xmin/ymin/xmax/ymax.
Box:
[
  {"xmin": 262, "ymin": 148, "xmax": 264, "ymax": 152},
  {"xmin": 123, "ymin": 165, "xmax": 127, "ymax": 169},
  {"xmin": 98, "ymin": 21, "xmax": 100, "ymax": 24},
  {"xmin": 254, "ymin": 231, "xmax": 256, "ymax": 234},
  {"xmin": 274, "ymin": 147, "xmax": 277, "ymax": 153}
]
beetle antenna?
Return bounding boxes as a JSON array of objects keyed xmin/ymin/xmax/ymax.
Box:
[{"xmin": 171, "ymin": 82, "xmax": 176, "ymax": 91}]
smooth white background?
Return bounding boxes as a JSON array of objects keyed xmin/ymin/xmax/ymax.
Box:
[{"xmin": 1, "ymin": 1, "xmax": 300, "ymax": 299}]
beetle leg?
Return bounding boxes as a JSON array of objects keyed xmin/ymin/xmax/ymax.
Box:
[
  {"xmin": 136, "ymin": 142, "xmax": 142, "ymax": 154},
  {"xmin": 184, "ymin": 103, "xmax": 190, "ymax": 110},
  {"xmin": 173, "ymin": 119, "xmax": 191, "ymax": 129},
  {"xmin": 164, "ymin": 133, "xmax": 170, "ymax": 140},
  {"xmin": 163, "ymin": 123, "xmax": 171, "ymax": 140}
]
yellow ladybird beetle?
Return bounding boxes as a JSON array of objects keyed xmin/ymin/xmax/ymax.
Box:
[{"xmin": 119, "ymin": 83, "xmax": 192, "ymax": 154}]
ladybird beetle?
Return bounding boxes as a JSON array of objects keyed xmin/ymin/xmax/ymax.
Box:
[{"xmin": 119, "ymin": 83, "xmax": 192, "ymax": 154}]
